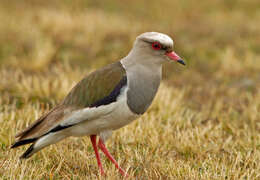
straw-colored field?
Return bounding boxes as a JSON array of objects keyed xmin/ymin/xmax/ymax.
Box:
[{"xmin": 0, "ymin": 0, "xmax": 259, "ymax": 179}]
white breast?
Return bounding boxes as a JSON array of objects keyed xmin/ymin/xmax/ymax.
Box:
[{"xmin": 64, "ymin": 86, "xmax": 139, "ymax": 137}]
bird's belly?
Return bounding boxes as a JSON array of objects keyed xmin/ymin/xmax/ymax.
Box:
[
  {"xmin": 69, "ymin": 94, "xmax": 139, "ymax": 137},
  {"xmin": 103, "ymin": 98, "xmax": 139, "ymax": 130}
]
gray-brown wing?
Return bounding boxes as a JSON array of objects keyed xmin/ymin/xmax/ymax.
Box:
[{"xmin": 13, "ymin": 61, "xmax": 126, "ymax": 142}]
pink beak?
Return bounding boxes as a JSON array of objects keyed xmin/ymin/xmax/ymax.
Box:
[{"xmin": 165, "ymin": 51, "xmax": 185, "ymax": 65}]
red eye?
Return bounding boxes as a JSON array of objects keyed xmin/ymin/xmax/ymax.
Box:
[{"xmin": 152, "ymin": 42, "xmax": 162, "ymax": 50}]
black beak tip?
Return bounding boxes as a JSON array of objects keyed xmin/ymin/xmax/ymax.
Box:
[{"xmin": 177, "ymin": 59, "xmax": 186, "ymax": 66}]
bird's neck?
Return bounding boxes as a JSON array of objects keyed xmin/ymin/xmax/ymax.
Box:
[
  {"xmin": 122, "ymin": 49, "xmax": 162, "ymax": 73},
  {"xmin": 120, "ymin": 49, "xmax": 163, "ymax": 87},
  {"xmin": 120, "ymin": 54, "xmax": 162, "ymax": 115}
]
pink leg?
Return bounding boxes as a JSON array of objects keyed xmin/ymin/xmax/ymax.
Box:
[
  {"xmin": 90, "ymin": 135, "xmax": 105, "ymax": 176},
  {"xmin": 98, "ymin": 139, "xmax": 128, "ymax": 177}
]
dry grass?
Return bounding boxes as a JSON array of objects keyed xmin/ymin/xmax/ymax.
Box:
[{"xmin": 0, "ymin": 0, "xmax": 260, "ymax": 179}]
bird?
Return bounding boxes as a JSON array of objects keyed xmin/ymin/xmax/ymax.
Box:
[{"xmin": 11, "ymin": 32, "xmax": 185, "ymax": 177}]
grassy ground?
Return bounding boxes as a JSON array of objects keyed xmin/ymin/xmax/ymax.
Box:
[{"xmin": 0, "ymin": 0, "xmax": 260, "ymax": 179}]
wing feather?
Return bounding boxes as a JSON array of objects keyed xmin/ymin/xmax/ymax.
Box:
[{"xmin": 14, "ymin": 62, "xmax": 126, "ymax": 141}]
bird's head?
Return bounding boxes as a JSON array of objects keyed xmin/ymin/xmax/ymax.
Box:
[{"xmin": 131, "ymin": 32, "xmax": 185, "ymax": 66}]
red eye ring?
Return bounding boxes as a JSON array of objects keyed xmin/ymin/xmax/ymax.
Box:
[{"xmin": 152, "ymin": 42, "xmax": 162, "ymax": 50}]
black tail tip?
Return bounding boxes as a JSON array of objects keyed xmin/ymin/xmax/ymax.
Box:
[
  {"xmin": 10, "ymin": 142, "xmax": 20, "ymax": 149},
  {"xmin": 20, "ymin": 144, "xmax": 34, "ymax": 159},
  {"xmin": 10, "ymin": 138, "xmax": 37, "ymax": 149},
  {"xmin": 10, "ymin": 144, "xmax": 16, "ymax": 149}
]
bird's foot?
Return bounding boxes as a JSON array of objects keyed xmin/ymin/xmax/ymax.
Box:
[{"xmin": 98, "ymin": 139, "xmax": 129, "ymax": 178}]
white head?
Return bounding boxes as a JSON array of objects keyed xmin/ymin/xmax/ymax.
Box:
[{"xmin": 125, "ymin": 32, "xmax": 185, "ymax": 66}]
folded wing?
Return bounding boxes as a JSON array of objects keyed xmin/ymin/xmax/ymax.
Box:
[{"xmin": 13, "ymin": 62, "xmax": 126, "ymax": 145}]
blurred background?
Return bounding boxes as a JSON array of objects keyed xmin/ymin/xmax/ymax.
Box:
[
  {"xmin": 0, "ymin": 0, "xmax": 259, "ymax": 101},
  {"xmin": 0, "ymin": 0, "xmax": 259, "ymax": 179}
]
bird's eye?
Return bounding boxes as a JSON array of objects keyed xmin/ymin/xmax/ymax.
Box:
[{"xmin": 152, "ymin": 42, "xmax": 162, "ymax": 50}]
